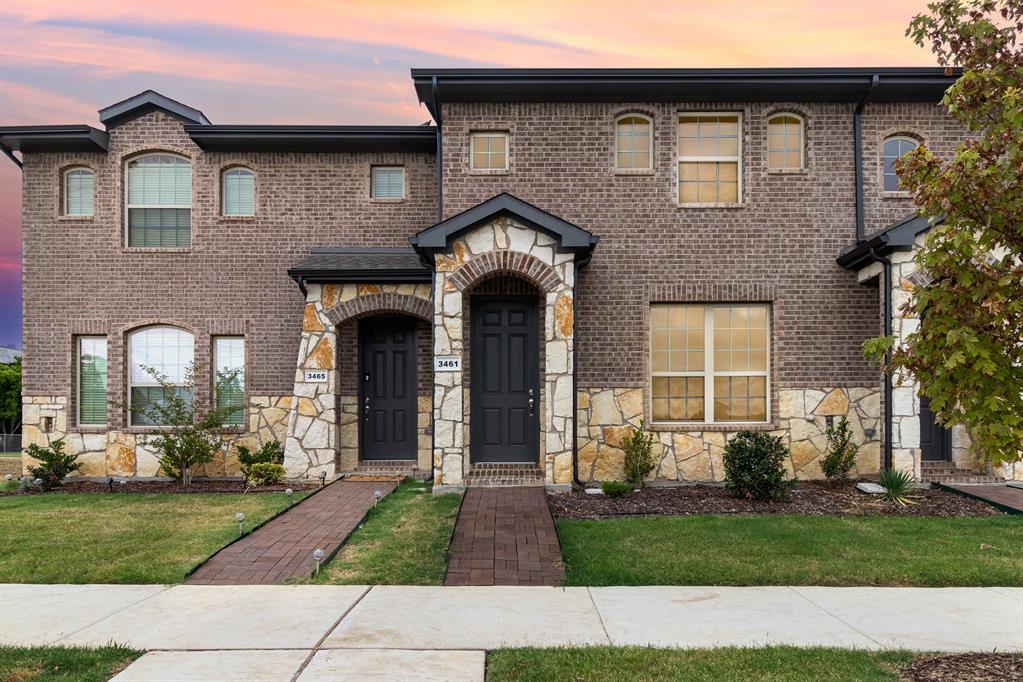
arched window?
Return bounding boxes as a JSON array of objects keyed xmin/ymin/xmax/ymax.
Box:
[
  {"xmin": 882, "ymin": 136, "xmax": 919, "ymax": 192},
  {"xmin": 615, "ymin": 114, "xmax": 652, "ymax": 170},
  {"xmin": 125, "ymin": 153, "xmax": 191, "ymax": 247},
  {"xmin": 63, "ymin": 167, "xmax": 95, "ymax": 216},
  {"xmin": 222, "ymin": 167, "xmax": 255, "ymax": 216},
  {"xmin": 128, "ymin": 326, "xmax": 194, "ymax": 426},
  {"xmin": 766, "ymin": 114, "xmax": 804, "ymax": 170}
]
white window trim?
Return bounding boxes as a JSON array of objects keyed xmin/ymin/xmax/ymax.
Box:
[
  {"xmin": 221, "ymin": 166, "xmax": 255, "ymax": 216},
  {"xmin": 881, "ymin": 135, "xmax": 919, "ymax": 194},
  {"xmin": 766, "ymin": 113, "xmax": 805, "ymax": 171},
  {"xmin": 123, "ymin": 152, "xmax": 192, "ymax": 247},
  {"xmin": 76, "ymin": 336, "xmax": 107, "ymax": 426},
  {"xmin": 614, "ymin": 113, "xmax": 653, "ymax": 171},
  {"xmin": 650, "ymin": 304, "xmax": 771, "ymax": 425},
  {"xmin": 370, "ymin": 165, "xmax": 407, "ymax": 200},
  {"xmin": 63, "ymin": 167, "xmax": 95, "ymax": 217},
  {"xmin": 469, "ymin": 132, "xmax": 509, "ymax": 171},
  {"xmin": 677, "ymin": 111, "xmax": 744, "ymax": 206}
]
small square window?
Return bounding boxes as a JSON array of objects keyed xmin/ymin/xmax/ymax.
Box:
[
  {"xmin": 470, "ymin": 133, "xmax": 509, "ymax": 170},
  {"xmin": 371, "ymin": 166, "xmax": 406, "ymax": 199}
]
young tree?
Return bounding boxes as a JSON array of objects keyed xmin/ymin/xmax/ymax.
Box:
[
  {"xmin": 131, "ymin": 364, "xmax": 244, "ymax": 485},
  {"xmin": 866, "ymin": 0, "xmax": 1022, "ymax": 466}
]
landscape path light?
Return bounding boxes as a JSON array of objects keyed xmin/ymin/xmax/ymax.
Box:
[
  {"xmin": 235, "ymin": 512, "xmax": 245, "ymax": 535},
  {"xmin": 374, "ymin": 490, "xmax": 383, "ymax": 507},
  {"xmin": 313, "ymin": 548, "xmax": 326, "ymax": 575},
  {"xmin": 319, "ymin": 471, "xmax": 327, "ymax": 488}
]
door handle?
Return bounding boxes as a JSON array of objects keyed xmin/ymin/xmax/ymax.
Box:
[{"xmin": 528, "ymin": 398, "xmax": 535, "ymax": 416}]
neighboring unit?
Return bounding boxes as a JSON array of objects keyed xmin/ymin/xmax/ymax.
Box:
[{"xmin": 3, "ymin": 69, "xmax": 1014, "ymax": 488}]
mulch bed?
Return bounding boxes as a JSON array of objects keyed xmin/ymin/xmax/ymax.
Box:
[
  {"xmin": 901, "ymin": 653, "xmax": 1023, "ymax": 681},
  {"xmin": 549, "ymin": 481, "xmax": 1004, "ymax": 520},
  {"xmin": 1, "ymin": 479, "xmax": 319, "ymax": 496}
]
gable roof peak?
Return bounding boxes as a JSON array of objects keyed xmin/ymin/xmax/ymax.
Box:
[{"xmin": 99, "ymin": 90, "xmax": 210, "ymax": 129}]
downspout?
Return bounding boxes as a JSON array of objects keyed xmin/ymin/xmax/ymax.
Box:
[
  {"xmin": 425, "ymin": 76, "xmax": 442, "ymax": 483},
  {"xmin": 433, "ymin": 75, "xmax": 443, "ymax": 222},
  {"xmin": 854, "ymin": 75, "xmax": 879, "ymax": 243},
  {"xmin": 571, "ymin": 260, "xmax": 584, "ymax": 488},
  {"xmin": 868, "ymin": 247, "xmax": 894, "ymax": 470}
]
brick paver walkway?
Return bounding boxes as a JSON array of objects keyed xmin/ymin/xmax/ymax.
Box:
[
  {"xmin": 444, "ymin": 486, "xmax": 564, "ymax": 586},
  {"xmin": 187, "ymin": 480, "xmax": 397, "ymax": 585},
  {"xmin": 945, "ymin": 484, "xmax": 1023, "ymax": 514}
]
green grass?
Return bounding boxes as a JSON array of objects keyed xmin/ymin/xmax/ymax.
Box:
[
  {"xmin": 558, "ymin": 515, "xmax": 1023, "ymax": 587},
  {"xmin": 486, "ymin": 646, "xmax": 917, "ymax": 682},
  {"xmin": 306, "ymin": 479, "xmax": 461, "ymax": 585},
  {"xmin": 0, "ymin": 490, "xmax": 306, "ymax": 584},
  {"xmin": 1, "ymin": 451, "xmax": 21, "ymax": 457},
  {"xmin": 0, "ymin": 646, "xmax": 142, "ymax": 682}
]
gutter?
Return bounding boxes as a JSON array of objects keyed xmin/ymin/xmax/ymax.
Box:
[
  {"xmin": 868, "ymin": 246, "xmax": 894, "ymax": 470},
  {"xmin": 854, "ymin": 74, "xmax": 879, "ymax": 243}
]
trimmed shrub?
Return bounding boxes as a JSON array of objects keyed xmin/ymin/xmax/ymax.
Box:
[
  {"xmin": 26, "ymin": 438, "xmax": 79, "ymax": 490},
  {"xmin": 247, "ymin": 462, "xmax": 286, "ymax": 487},
  {"xmin": 723, "ymin": 431, "xmax": 792, "ymax": 501},
  {"xmin": 822, "ymin": 416, "xmax": 858, "ymax": 481},
  {"xmin": 236, "ymin": 440, "xmax": 284, "ymax": 477},
  {"xmin": 601, "ymin": 480, "xmax": 632, "ymax": 497},
  {"xmin": 622, "ymin": 420, "xmax": 656, "ymax": 489}
]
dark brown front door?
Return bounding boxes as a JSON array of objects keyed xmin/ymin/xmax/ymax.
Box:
[
  {"xmin": 359, "ymin": 316, "xmax": 417, "ymax": 460},
  {"xmin": 920, "ymin": 395, "xmax": 951, "ymax": 461},
  {"xmin": 470, "ymin": 296, "xmax": 540, "ymax": 463}
]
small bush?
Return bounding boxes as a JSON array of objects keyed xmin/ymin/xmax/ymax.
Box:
[
  {"xmin": 622, "ymin": 420, "xmax": 656, "ymax": 489},
  {"xmin": 237, "ymin": 440, "xmax": 284, "ymax": 477},
  {"xmin": 878, "ymin": 468, "xmax": 917, "ymax": 506},
  {"xmin": 822, "ymin": 416, "xmax": 858, "ymax": 481},
  {"xmin": 26, "ymin": 438, "xmax": 79, "ymax": 490},
  {"xmin": 247, "ymin": 462, "xmax": 286, "ymax": 486},
  {"xmin": 723, "ymin": 431, "xmax": 792, "ymax": 501},
  {"xmin": 601, "ymin": 480, "xmax": 632, "ymax": 497}
]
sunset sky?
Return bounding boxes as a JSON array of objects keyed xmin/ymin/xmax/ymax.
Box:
[{"xmin": 0, "ymin": 0, "xmax": 941, "ymax": 349}]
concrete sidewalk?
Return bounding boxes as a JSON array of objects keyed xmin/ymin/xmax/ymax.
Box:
[{"xmin": 1, "ymin": 584, "xmax": 1020, "ymax": 681}]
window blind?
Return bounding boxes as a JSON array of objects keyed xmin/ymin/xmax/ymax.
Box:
[
  {"xmin": 78, "ymin": 337, "xmax": 107, "ymax": 425},
  {"xmin": 371, "ymin": 167, "xmax": 405, "ymax": 198},
  {"xmin": 223, "ymin": 168, "xmax": 255, "ymax": 216},
  {"xmin": 65, "ymin": 169, "xmax": 94, "ymax": 216}
]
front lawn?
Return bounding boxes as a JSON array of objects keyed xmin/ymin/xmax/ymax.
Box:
[
  {"xmin": 0, "ymin": 490, "xmax": 305, "ymax": 584},
  {"xmin": 0, "ymin": 646, "xmax": 142, "ymax": 682},
  {"xmin": 306, "ymin": 479, "xmax": 461, "ymax": 585},
  {"xmin": 487, "ymin": 646, "xmax": 916, "ymax": 682},
  {"xmin": 558, "ymin": 515, "xmax": 1023, "ymax": 586}
]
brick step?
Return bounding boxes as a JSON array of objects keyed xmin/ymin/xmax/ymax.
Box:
[
  {"xmin": 341, "ymin": 460, "xmax": 424, "ymax": 481},
  {"xmin": 464, "ymin": 463, "xmax": 545, "ymax": 488},
  {"xmin": 920, "ymin": 463, "xmax": 1003, "ymax": 484}
]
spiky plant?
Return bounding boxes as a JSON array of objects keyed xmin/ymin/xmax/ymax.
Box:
[{"xmin": 878, "ymin": 468, "xmax": 918, "ymax": 506}]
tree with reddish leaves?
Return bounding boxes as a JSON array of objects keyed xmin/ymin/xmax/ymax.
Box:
[{"xmin": 865, "ymin": 0, "xmax": 1022, "ymax": 466}]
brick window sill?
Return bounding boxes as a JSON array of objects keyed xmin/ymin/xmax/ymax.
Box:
[
  {"xmin": 676, "ymin": 203, "xmax": 745, "ymax": 210},
  {"xmin": 369, "ymin": 197, "xmax": 407, "ymax": 204},
  {"xmin": 71, "ymin": 426, "xmax": 108, "ymax": 434},
  {"xmin": 766, "ymin": 168, "xmax": 809, "ymax": 176},
  {"xmin": 614, "ymin": 169, "xmax": 655, "ymax": 176},
  {"xmin": 122, "ymin": 247, "xmax": 192, "ymax": 254},
  {"xmin": 881, "ymin": 191, "xmax": 913, "ymax": 200},
  {"xmin": 649, "ymin": 421, "xmax": 777, "ymax": 433},
  {"xmin": 218, "ymin": 215, "xmax": 256, "ymax": 222},
  {"xmin": 57, "ymin": 215, "xmax": 95, "ymax": 222},
  {"xmin": 468, "ymin": 169, "xmax": 510, "ymax": 176}
]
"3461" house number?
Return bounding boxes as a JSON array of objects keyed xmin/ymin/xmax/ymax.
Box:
[{"xmin": 434, "ymin": 356, "xmax": 461, "ymax": 372}]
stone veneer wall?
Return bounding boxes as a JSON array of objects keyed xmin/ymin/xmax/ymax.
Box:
[
  {"xmin": 22, "ymin": 395, "xmax": 291, "ymax": 479},
  {"xmin": 283, "ymin": 282, "xmax": 433, "ymax": 479},
  {"xmin": 432, "ymin": 216, "xmax": 577, "ymax": 487},
  {"xmin": 577, "ymin": 387, "xmax": 881, "ymax": 483}
]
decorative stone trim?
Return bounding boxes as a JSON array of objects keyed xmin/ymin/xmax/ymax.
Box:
[
  {"xmin": 447, "ymin": 250, "xmax": 562, "ymax": 293},
  {"xmin": 577, "ymin": 386, "xmax": 881, "ymax": 483}
]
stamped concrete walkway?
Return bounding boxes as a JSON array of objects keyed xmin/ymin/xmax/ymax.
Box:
[
  {"xmin": 187, "ymin": 480, "xmax": 397, "ymax": 585},
  {"xmin": 2, "ymin": 584, "xmax": 1020, "ymax": 680},
  {"xmin": 444, "ymin": 486, "xmax": 564, "ymax": 586}
]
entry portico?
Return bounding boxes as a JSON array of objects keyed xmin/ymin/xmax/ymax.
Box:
[{"xmin": 282, "ymin": 193, "xmax": 598, "ymax": 488}]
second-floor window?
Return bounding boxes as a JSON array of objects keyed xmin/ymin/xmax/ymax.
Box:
[
  {"xmin": 222, "ymin": 167, "xmax": 254, "ymax": 216},
  {"xmin": 470, "ymin": 132, "xmax": 508, "ymax": 170},
  {"xmin": 63, "ymin": 167, "xmax": 94, "ymax": 216},
  {"xmin": 615, "ymin": 114, "xmax": 652, "ymax": 170},
  {"xmin": 767, "ymin": 114, "xmax": 804, "ymax": 170},
  {"xmin": 125, "ymin": 153, "xmax": 191, "ymax": 247},
  {"xmin": 678, "ymin": 114, "xmax": 741, "ymax": 204},
  {"xmin": 882, "ymin": 136, "xmax": 919, "ymax": 192},
  {"xmin": 371, "ymin": 166, "xmax": 406, "ymax": 199}
]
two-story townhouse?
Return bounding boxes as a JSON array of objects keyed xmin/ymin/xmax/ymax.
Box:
[{"xmin": 4, "ymin": 69, "xmax": 1015, "ymax": 490}]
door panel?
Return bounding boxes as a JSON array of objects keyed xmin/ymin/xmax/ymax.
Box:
[
  {"xmin": 360, "ymin": 317, "xmax": 417, "ymax": 460},
  {"xmin": 920, "ymin": 395, "xmax": 950, "ymax": 461},
  {"xmin": 471, "ymin": 296, "xmax": 539, "ymax": 463}
]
